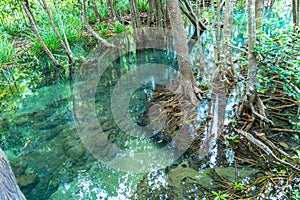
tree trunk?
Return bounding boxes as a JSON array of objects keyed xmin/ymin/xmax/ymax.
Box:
[
  {"xmin": 166, "ymin": 0, "xmax": 200, "ymax": 105},
  {"xmin": 147, "ymin": 0, "xmax": 155, "ymax": 26},
  {"xmin": 200, "ymin": 0, "xmax": 234, "ymax": 159},
  {"xmin": 255, "ymin": 0, "xmax": 264, "ymax": 30},
  {"xmin": 147, "ymin": 0, "xmax": 167, "ymax": 27},
  {"xmin": 221, "ymin": 0, "xmax": 233, "ymax": 69},
  {"xmin": 248, "ymin": 0, "xmax": 258, "ymax": 106},
  {"xmin": 236, "ymin": 0, "xmax": 273, "ymax": 126},
  {"xmin": 178, "ymin": 0, "xmax": 206, "ymax": 38},
  {"xmin": 292, "ymin": 0, "xmax": 300, "ymax": 26},
  {"xmin": 194, "ymin": 0, "xmax": 205, "ymax": 75},
  {"xmin": 211, "ymin": 0, "xmax": 223, "ymax": 62},
  {"xmin": 106, "ymin": 0, "xmax": 117, "ymax": 20},
  {"xmin": 129, "ymin": 0, "xmax": 141, "ymax": 29},
  {"xmin": 0, "ymin": 148, "xmax": 26, "ymax": 200},
  {"xmin": 91, "ymin": 0, "xmax": 101, "ymax": 22},
  {"xmin": 22, "ymin": 1, "xmax": 60, "ymax": 68},
  {"xmin": 154, "ymin": 0, "xmax": 163, "ymax": 27}
]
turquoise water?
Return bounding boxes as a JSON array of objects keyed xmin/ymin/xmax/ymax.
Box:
[
  {"xmin": 0, "ymin": 49, "xmax": 181, "ymax": 199},
  {"xmin": 0, "ymin": 1, "xmax": 297, "ymax": 199}
]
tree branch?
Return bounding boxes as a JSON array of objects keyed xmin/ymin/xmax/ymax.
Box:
[{"xmin": 82, "ymin": 0, "xmax": 115, "ymax": 48}]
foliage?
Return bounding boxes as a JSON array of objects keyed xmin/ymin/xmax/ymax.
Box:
[
  {"xmin": 32, "ymin": 26, "xmax": 61, "ymax": 52},
  {"xmin": 0, "ymin": 19, "xmax": 29, "ymax": 38},
  {"xmin": 226, "ymin": 134, "xmax": 240, "ymax": 143},
  {"xmin": 233, "ymin": 182, "xmax": 245, "ymax": 190},
  {"xmin": 137, "ymin": 0, "xmax": 148, "ymax": 12},
  {"xmin": 0, "ymin": 35, "xmax": 16, "ymax": 103},
  {"xmin": 98, "ymin": 3, "xmax": 109, "ymax": 20},
  {"xmin": 0, "ymin": 36, "xmax": 14, "ymax": 64},
  {"xmin": 95, "ymin": 23, "xmax": 109, "ymax": 35},
  {"xmin": 32, "ymin": 12, "xmax": 82, "ymax": 53},
  {"xmin": 255, "ymin": 26, "xmax": 300, "ymax": 99},
  {"xmin": 114, "ymin": 21, "xmax": 124, "ymax": 33},
  {"xmin": 292, "ymin": 150, "xmax": 300, "ymax": 160},
  {"xmin": 292, "ymin": 189, "xmax": 300, "ymax": 200},
  {"xmin": 212, "ymin": 191, "xmax": 229, "ymax": 200},
  {"xmin": 115, "ymin": 0, "xmax": 130, "ymax": 15},
  {"xmin": 87, "ymin": 9, "xmax": 97, "ymax": 24},
  {"xmin": 235, "ymin": 0, "xmax": 246, "ymax": 10}
]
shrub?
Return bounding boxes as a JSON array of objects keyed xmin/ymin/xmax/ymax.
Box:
[
  {"xmin": 0, "ymin": 36, "xmax": 14, "ymax": 64},
  {"xmin": 255, "ymin": 26, "xmax": 300, "ymax": 99},
  {"xmin": 114, "ymin": 21, "xmax": 124, "ymax": 33}
]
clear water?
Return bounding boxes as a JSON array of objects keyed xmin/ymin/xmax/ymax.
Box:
[{"xmin": 0, "ymin": 1, "xmax": 295, "ymax": 199}]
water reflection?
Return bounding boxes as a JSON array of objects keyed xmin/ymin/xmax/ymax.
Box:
[{"xmin": 0, "ymin": 1, "xmax": 295, "ymax": 199}]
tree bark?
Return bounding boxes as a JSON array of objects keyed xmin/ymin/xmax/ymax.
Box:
[
  {"xmin": 154, "ymin": 0, "xmax": 163, "ymax": 27},
  {"xmin": 194, "ymin": 0, "xmax": 205, "ymax": 75},
  {"xmin": 292, "ymin": 0, "xmax": 300, "ymax": 26},
  {"xmin": 147, "ymin": 0, "xmax": 155, "ymax": 26},
  {"xmin": 106, "ymin": 0, "xmax": 117, "ymax": 20},
  {"xmin": 0, "ymin": 148, "xmax": 26, "ymax": 200},
  {"xmin": 178, "ymin": 0, "xmax": 206, "ymax": 37},
  {"xmin": 22, "ymin": 0, "xmax": 60, "ymax": 68},
  {"xmin": 255, "ymin": 0, "xmax": 264, "ymax": 30},
  {"xmin": 236, "ymin": 0, "xmax": 273, "ymax": 126},
  {"xmin": 221, "ymin": 0, "xmax": 233, "ymax": 69},
  {"xmin": 147, "ymin": 0, "xmax": 167, "ymax": 27},
  {"xmin": 91, "ymin": 0, "xmax": 101, "ymax": 22},
  {"xmin": 211, "ymin": 0, "xmax": 223, "ymax": 62},
  {"xmin": 200, "ymin": 0, "xmax": 234, "ymax": 159},
  {"xmin": 129, "ymin": 0, "xmax": 141, "ymax": 29},
  {"xmin": 247, "ymin": 0, "xmax": 258, "ymax": 105},
  {"xmin": 166, "ymin": 0, "xmax": 200, "ymax": 105}
]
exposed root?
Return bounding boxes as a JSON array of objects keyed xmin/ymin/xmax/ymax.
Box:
[
  {"xmin": 143, "ymin": 85, "xmax": 203, "ymax": 153},
  {"xmin": 237, "ymin": 91, "xmax": 274, "ymax": 129},
  {"xmin": 235, "ymin": 128, "xmax": 300, "ymax": 172},
  {"xmin": 267, "ymin": 103, "xmax": 298, "ymax": 110},
  {"xmin": 255, "ymin": 132, "xmax": 299, "ymax": 164},
  {"xmin": 250, "ymin": 101, "xmax": 274, "ymax": 126},
  {"xmin": 269, "ymin": 128, "xmax": 300, "ymax": 134}
]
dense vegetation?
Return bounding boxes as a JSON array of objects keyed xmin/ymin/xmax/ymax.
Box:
[{"xmin": 0, "ymin": 0, "xmax": 299, "ymax": 199}]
